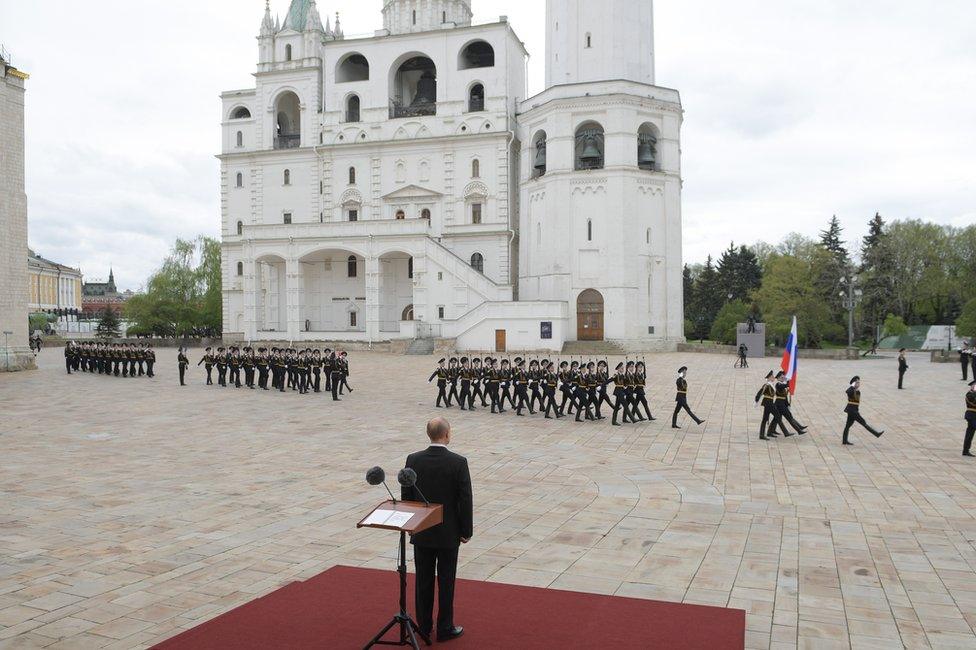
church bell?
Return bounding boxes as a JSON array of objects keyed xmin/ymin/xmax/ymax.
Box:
[
  {"xmin": 411, "ymin": 71, "xmax": 437, "ymax": 106},
  {"xmin": 533, "ymin": 142, "xmax": 547, "ymax": 171},
  {"xmin": 638, "ymin": 135, "xmax": 657, "ymax": 169},
  {"xmin": 579, "ymin": 136, "xmax": 602, "ymax": 164}
]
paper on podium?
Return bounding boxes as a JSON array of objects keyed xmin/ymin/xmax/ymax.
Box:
[{"xmin": 362, "ymin": 509, "xmax": 414, "ymax": 528}]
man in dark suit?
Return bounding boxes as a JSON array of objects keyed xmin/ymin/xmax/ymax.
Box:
[{"xmin": 402, "ymin": 418, "xmax": 473, "ymax": 642}]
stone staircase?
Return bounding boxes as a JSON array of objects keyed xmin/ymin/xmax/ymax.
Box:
[
  {"xmin": 561, "ymin": 340, "xmax": 628, "ymax": 357},
  {"xmin": 405, "ymin": 339, "xmax": 436, "ymax": 355}
]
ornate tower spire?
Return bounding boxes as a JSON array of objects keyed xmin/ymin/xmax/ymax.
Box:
[
  {"xmin": 306, "ymin": 0, "xmax": 324, "ymax": 32},
  {"xmin": 260, "ymin": 0, "xmax": 275, "ymax": 36}
]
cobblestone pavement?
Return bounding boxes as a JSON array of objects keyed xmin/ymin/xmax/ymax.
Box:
[{"xmin": 1, "ymin": 349, "xmax": 974, "ymax": 649}]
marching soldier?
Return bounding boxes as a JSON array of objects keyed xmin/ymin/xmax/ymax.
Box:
[
  {"xmin": 842, "ymin": 376, "xmax": 885, "ymax": 445},
  {"xmin": 755, "ymin": 371, "xmax": 778, "ymax": 441},
  {"xmin": 774, "ymin": 371, "xmax": 804, "ymax": 435},
  {"xmin": 671, "ymin": 366, "xmax": 704, "ymax": 429},
  {"xmin": 611, "ymin": 363, "xmax": 631, "ymax": 426},
  {"xmin": 961, "ymin": 343, "xmax": 971, "ymax": 381},
  {"xmin": 177, "ymin": 347, "xmax": 189, "ymax": 385},
  {"xmin": 633, "ymin": 361, "xmax": 654, "ymax": 421},
  {"xmin": 429, "ymin": 358, "xmax": 450, "ymax": 407},
  {"xmin": 897, "ymin": 348, "xmax": 908, "ymax": 389},
  {"xmin": 257, "ymin": 348, "xmax": 270, "ymax": 390},
  {"xmin": 198, "ymin": 347, "xmax": 214, "ymax": 385},
  {"xmin": 216, "ymin": 348, "xmax": 228, "ymax": 387},
  {"xmin": 965, "ymin": 380, "xmax": 976, "ymax": 457}
]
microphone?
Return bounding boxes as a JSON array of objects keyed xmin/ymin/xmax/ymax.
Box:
[
  {"xmin": 365, "ymin": 466, "xmax": 396, "ymax": 504},
  {"xmin": 398, "ymin": 468, "xmax": 429, "ymax": 506}
]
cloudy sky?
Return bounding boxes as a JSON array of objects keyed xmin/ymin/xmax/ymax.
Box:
[{"xmin": 4, "ymin": 0, "xmax": 975, "ymax": 290}]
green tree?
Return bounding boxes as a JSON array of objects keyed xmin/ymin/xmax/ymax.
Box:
[
  {"xmin": 882, "ymin": 313, "xmax": 909, "ymax": 338},
  {"xmin": 689, "ymin": 256, "xmax": 723, "ymax": 339},
  {"xmin": 96, "ymin": 308, "xmax": 121, "ymax": 339},
  {"xmin": 859, "ymin": 213, "xmax": 895, "ymax": 341},
  {"xmin": 709, "ymin": 299, "xmax": 750, "ymax": 344},
  {"xmin": 124, "ymin": 236, "xmax": 222, "ymax": 337},
  {"xmin": 716, "ymin": 243, "xmax": 762, "ymax": 303},
  {"xmin": 754, "ymin": 253, "xmax": 841, "ymax": 347},
  {"xmin": 957, "ymin": 299, "xmax": 976, "ymax": 338}
]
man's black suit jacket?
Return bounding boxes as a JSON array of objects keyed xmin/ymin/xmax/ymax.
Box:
[{"xmin": 401, "ymin": 446, "xmax": 473, "ymax": 549}]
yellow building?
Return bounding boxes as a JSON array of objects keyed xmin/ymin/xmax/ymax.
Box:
[{"xmin": 28, "ymin": 248, "xmax": 83, "ymax": 313}]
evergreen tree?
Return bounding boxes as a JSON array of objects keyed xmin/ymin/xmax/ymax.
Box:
[
  {"xmin": 683, "ymin": 264, "xmax": 695, "ymax": 318},
  {"xmin": 96, "ymin": 307, "xmax": 121, "ymax": 339},
  {"xmin": 690, "ymin": 256, "xmax": 723, "ymax": 339},
  {"xmin": 819, "ymin": 215, "xmax": 849, "ymax": 263},
  {"xmin": 859, "ymin": 213, "xmax": 895, "ymax": 340}
]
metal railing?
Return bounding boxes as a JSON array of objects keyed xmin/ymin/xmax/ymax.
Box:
[
  {"xmin": 274, "ymin": 134, "xmax": 301, "ymax": 149},
  {"xmin": 389, "ymin": 100, "xmax": 436, "ymax": 119}
]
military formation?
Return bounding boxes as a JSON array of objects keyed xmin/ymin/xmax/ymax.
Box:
[
  {"xmin": 63, "ymin": 340, "xmax": 156, "ymax": 378},
  {"xmin": 428, "ymin": 356, "xmax": 705, "ymax": 428},
  {"xmin": 193, "ymin": 346, "xmax": 352, "ymax": 399}
]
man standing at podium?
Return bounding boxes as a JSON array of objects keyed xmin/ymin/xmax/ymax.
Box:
[{"xmin": 402, "ymin": 417, "xmax": 473, "ymax": 643}]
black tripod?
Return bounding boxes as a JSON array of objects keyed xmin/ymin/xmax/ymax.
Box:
[{"xmin": 364, "ymin": 530, "xmax": 430, "ymax": 649}]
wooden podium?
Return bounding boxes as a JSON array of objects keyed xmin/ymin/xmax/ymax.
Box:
[{"xmin": 358, "ymin": 500, "xmax": 443, "ymax": 649}]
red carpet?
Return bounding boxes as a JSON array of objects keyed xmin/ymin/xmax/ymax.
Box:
[{"xmin": 155, "ymin": 565, "xmax": 744, "ymax": 649}]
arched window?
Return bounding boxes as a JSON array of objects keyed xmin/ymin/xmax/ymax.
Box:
[
  {"xmin": 346, "ymin": 94, "xmax": 360, "ymax": 122},
  {"xmin": 391, "ymin": 56, "xmax": 437, "ymax": 117},
  {"xmin": 402, "ymin": 304, "xmax": 414, "ymax": 320},
  {"xmin": 347, "ymin": 255, "xmax": 357, "ymax": 278},
  {"xmin": 575, "ymin": 121, "xmax": 605, "ymax": 170},
  {"xmin": 236, "ymin": 220, "xmax": 243, "ymax": 235},
  {"xmin": 412, "ymin": 10, "xmax": 417, "ymax": 25},
  {"xmin": 283, "ymin": 169, "xmax": 291, "ymax": 185},
  {"xmin": 470, "ymin": 253, "xmax": 484, "ymax": 273},
  {"xmin": 471, "ymin": 203, "xmax": 482, "ymax": 224},
  {"xmin": 471, "ymin": 159, "xmax": 480, "ymax": 178},
  {"xmin": 638, "ymin": 123, "xmax": 660, "ymax": 171},
  {"xmin": 231, "ymin": 107, "xmax": 251, "ymax": 119},
  {"xmin": 274, "ymin": 91, "xmax": 301, "ymax": 149},
  {"xmin": 468, "ymin": 83, "xmax": 484, "ymax": 112},
  {"xmin": 350, "ymin": 311, "xmax": 357, "ymax": 327},
  {"xmin": 585, "ymin": 33, "xmax": 592, "ymax": 48},
  {"xmin": 336, "ymin": 53, "xmax": 369, "ymax": 82},
  {"xmin": 348, "ymin": 167, "xmax": 356, "ymax": 184},
  {"xmin": 236, "ymin": 261, "xmax": 243, "ymax": 276},
  {"xmin": 235, "ymin": 131, "xmax": 243, "ymax": 148},
  {"xmin": 396, "ymin": 161, "xmax": 406, "ymax": 183},
  {"xmin": 235, "ymin": 172, "xmax": 243, "ymax": 188},
  {"xmin": 532, "ymin": 130, "xmax": 547, "ymax": 178},
  {"xmin": 421, "ymin": 208, "xmax": 431, "ymax": 220},
  {"xmin": 285, "ymin": 44, "xmax": 292, "ymax": 61},
  {"xmin": 395, "ymin": 210, "xmax": 405, "ymax": 220},
  {"xmin": 587, "ymin": 219, "xmax": 593, "ymax": 241},
  {"xmin": 459, "ymin": 41, "xmax": 495, "ymax": 69}
]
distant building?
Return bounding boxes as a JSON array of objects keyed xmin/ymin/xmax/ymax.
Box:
[
  {"xmin": 28, "ymin": 248, "xmax": 83, "ymax": 314},
  {"xmin": 82, "ymin": 268, "xmax": 133, "ymax": 316},
  {"xmin": 0, "ymin": 46, "xmax": 34, "ymax": 371}
]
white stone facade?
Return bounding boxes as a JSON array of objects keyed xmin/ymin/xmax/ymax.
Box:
[
  {"xmin": 0, "ymin": 50, "xmax": 34, "ymax": 371},
  {"xmin": 220, "ymin": 0, "xmax": 683, "ymax": 351}
]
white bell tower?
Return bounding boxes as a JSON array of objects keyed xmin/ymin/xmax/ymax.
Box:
[
  {"xmin": 382, "ymin": 0, "xmax": 472, "ymax": 34},
  {"xmin": 546, "ymin": 0, "xmax": 655, "ymax": 89}
]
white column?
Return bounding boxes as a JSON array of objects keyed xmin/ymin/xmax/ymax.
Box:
[
  {"xmin": 365, "ymin": 255, "xmax": 380, "ymax": 342},
  {"xmin": 285, "ymin": 258, "xmax": 303, "ymax": 340}
]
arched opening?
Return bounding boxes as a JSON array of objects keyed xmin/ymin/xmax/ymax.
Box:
[
  {"xmin": 345, "ymin": 94, "xmax": 360, "ymax": 123},
  {"xmin": 638, "ymin": 122, "xmax": 660, "ymax": 171},
  {"xmin": 283, "ymin": 169, "xmax": 291, "ymax": 185},
  {"xmin": 390, "ymin": 55, "xmax": 437, "ymax": 118},
  {"xmin": 297, "ymin": 249, "xmax": 367, "ymax": 333},
  {"xmin": 347, "ymin": 255, "xmax": 358, "ymax": 278},
  {"xmin": 468, "ymin": 83, "xmax": 485, "ymax": 112},
  {"xmin": 575, "ymin": 121, "xmax": 605, "ymax": 170},
  {"xmin": 236, "ymin": 261, "xmax": 243, "ymax": 276},
  {"xmin": 577, "ymin": 289, "xmax": 605, "ymax": 341},
  {"xmin": 470, "ymin": 252, "xmax": 484, "ymax": 273},
  {"xmin": 236, "ymin": 131, "xmax": 243, "ymax": 147},
  {"xmin": 459, "ymin": 40, "xmax": 495, "ymax": 69},
  {"xmin": 421, "ymin": 208, "xmax": 431, "ymax": 221},
  {"xmin": 532, "ymin": 130, "xmax": 547, "ymax": 178},
  {"xmin": 336, "ymin": 53, "xmax": 370, "ymax": 82},
  {"xmin": 274, "ymin": 91, "xmax": 301, "ymax": 149},
  {"xmin": 348, "ymin": 166, "xmax": 356, "ymax": 184},
  {"xmin": 285, "ymin": 44, "xmax": 292, "ymax": 61},
  {"xmin": 254, "ymin": 254, "xmax": 287, "ymax": 333},
  {"xmin": 231, "ymin": 106, "xmax": 251, "ymax": 119},
  {"xmin": 402, "ymin": 304, "xmax": 414, "ymax": 321},
  {"xmin": 471, "ymin": 158, "xmax": 480, "ymax": 178},
  {"xmin": 236, "ymin": 172, "xmax": 243, "ymax": 188},
  {"xmin": 236, "ymin": 220, "xmax": 243, "ymax": 235},
  {"xmin": 379, "ymin": 251, "xmax": 415, "ymax": 333},
  {"xmin": 395, "ymin": 210, "xmax": 406, "ymax": 220}
]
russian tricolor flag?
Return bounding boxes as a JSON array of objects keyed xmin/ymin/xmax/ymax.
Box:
[{"xmin": 780, "ymin": 316, "xmax": 798, "ymax": 395}]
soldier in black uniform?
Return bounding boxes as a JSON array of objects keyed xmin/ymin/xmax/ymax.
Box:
[
  {"xmin": 216, "ymin": 347, "xmax": 228, "ymax": 386},
  {"xmin": 897, "ymin": 348, "xmax": 908, "ymax": 389},
  {"xmin": 338, "ymin": 351, "xmax": 353, "ymax": 394},
  {"xmin": 177, "ymin": 347, "xmax": 189, "ymax": 386},
  {"xmin": 542, "ymin": 361, "xmax": 560, "ymax": 419},
  {"xmin": 634, "ymin": 361, "xmax": 654, "ymax": 421},
  {"xmin": 842, "ymin": 376, "xmax": 884, "ymax": 445},
  {"xmin": 960, "ymin": 344, "xmax": 971, "ymax": 381},
  {"xmin": 470, "ymin": 358, "xmax": 486, "ymax": 408},
  {"xmin": 672, "ymin": 366, "xmax": 704, "ymax": 429},
  {"xmin": 198, "ymin": 347, "xmax": 214, "ymax": 385},
  {"xmin": 611, "ymin": 363, "xmax": 632, "ymax": 426},
  {"xmin": 64, "ymin": 341, "xmax": 74, "ymax": 374},
  {"xmin": 774, "ymin": 371, "xmax": 804, "ymax": 435},
  {"xmin": 755, "ymin": 371, "xmax": 778, "ymax": 441},
  {"xmin": 256, "ymin": 348, "xmax": 270, "ymax": 390},
  {"xmin": 329, "ymin": 351, "xmax": 343, "ymax": 400},
  {"xmin": 513, "ymin": 358, "xmax": 533, "ymax": 416},
  {"xmin": 429, "ymin": 358, "xmax": 450, "ymax": 407},
  {"xmin": 964, "ymin": 380, "xmax": 976, "ymax": 457},
  {"xmin": 593, "ymin": 361, "xmax": 614, "ymax": 420},
  {"xmin": 485, "ymin": 358, "xmax": 502, "ymax": 413},
  {"xmin": 242, "ymin": 347, "xmax": 255, "ymax": 388},
  {"xmin": 146, "ymin": 344, "xmax": 156, "ymax": 378},
  {"xmin": 457, "ymin": 357, "xmax": 472, "ymax": 411},
  {"xmin": 311, "ymin": 349, "xmax": 322, "ymax": 392}
]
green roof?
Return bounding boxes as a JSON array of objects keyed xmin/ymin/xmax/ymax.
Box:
[{"xmin": 282, "ymin": 0, "xmax": 311, "ymax": 31}]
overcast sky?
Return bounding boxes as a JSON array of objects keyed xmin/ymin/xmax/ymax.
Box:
[{"xmin": 4, "ymin": 0, "xmax": 975, "ymax": 290}]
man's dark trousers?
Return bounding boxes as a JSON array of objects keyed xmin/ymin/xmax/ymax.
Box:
[{"xmin": 413, "ymin": 545, "xmax": 459, "ymax": 636}]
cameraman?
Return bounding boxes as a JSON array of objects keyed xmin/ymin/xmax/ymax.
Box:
[{"xmin": 738, "ymin": 343, "xmax": 749, "ymax": 368}]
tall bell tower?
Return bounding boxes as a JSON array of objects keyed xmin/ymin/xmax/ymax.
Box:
[
  {"xmin": 382, "ymin": 0, "xmax": 472, "ymax": 35},
  {"xmin": 545, "ymin": 0, "xmax": 655, "ymax": 89}
]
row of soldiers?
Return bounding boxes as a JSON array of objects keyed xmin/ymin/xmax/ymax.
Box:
[
  {"xmin": 63, "ymin": 341, "xmax": 156, "ymax": 378},
  {"xmin": 182, "ymin": 346, "xmax": 352, "ymax": 399},
  {"xmin": 959, "ymin": 343, "xmax": 976, "ymax": 381},
  {"xmin": 428, "ymin": 356, "xmax": 707, "ymax": 428}
]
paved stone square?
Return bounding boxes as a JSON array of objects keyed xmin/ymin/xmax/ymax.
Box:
[{"xmin": 1, "ymin": 349, "xmax": 974, "ymax": 649}]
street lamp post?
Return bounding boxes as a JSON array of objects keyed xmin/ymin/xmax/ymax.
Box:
[{"xmin": 839, "ymin": 276, "xmax": 861, "ymax": 349}]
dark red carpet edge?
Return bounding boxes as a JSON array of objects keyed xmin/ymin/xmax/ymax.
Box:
[{"xmin": 154, "ymin": 565, "xmax": 745, "ymax": 649}]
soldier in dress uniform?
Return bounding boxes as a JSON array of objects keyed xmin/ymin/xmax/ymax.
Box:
[
  {"xmin": 470, "ymin": 358, "xmax": 486, "ymax": 408},
  {"xmin": 960, "ymin": 343, "xmax": 971, "ymax": 381},
  {"xmin": 257, "ymin": 348, "xmax": 270, "ymax": 390},
  {"xmin": 145, "ymin": 344, "xmax": 156, "ymax": 378},
  {"xmin": 754, "ymin": 371, "xmax": 778, "ymax": 441},
  {"xmin": 634, "ymin": 361, "xmax": 654, "ymax": 421},
  {"xmin": 198, "ymin": 347, "xmax": 214, "ymax": 385},
  {"xmin": 964, "ymin": 380, "xmax": 976, "ymax": 457},
  {"xmin": 842, "ymin": 376, "xmax": 885, "ymax": 445},
  {"xmin": 216, "ymin": 347, "xmax": 228, "ymax": 386},
  {"xmin": 897, "ymin": 348, "xmax": 908, "ymax": 389},
  {"xmin": 429, "ymin": 358, "xmax": 450, "ymax": 407},
  {"xmin": 243, "ymin": 347, "xmax": 255, "ymax": 388},
  {"xmin": 671, "ymin": 366, "xmax": 704, "ymax": 429},
  {"xmin": 774, "ymin": 371, "xmax": 805, "ymax": 435},
  {"xmin": 338, "ymin": 351, "xmax": 353, "ymax": 394},
  {"xmin": 611, "ymin": 363, "xmax": 632, "ymax": 426},
  {"xmin": 177, "ymin": 347, "xmax": 189, "ymax": 386}
]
